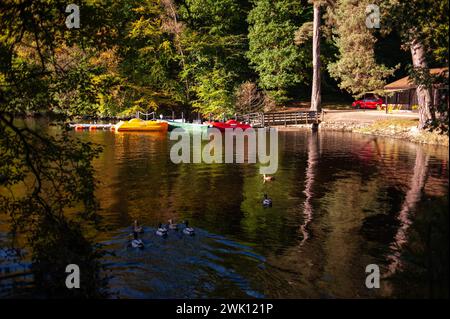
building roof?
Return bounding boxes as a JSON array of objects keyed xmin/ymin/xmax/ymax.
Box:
[{"xmin": 384, "ymin": 67, "xmax": 448, "ymax": 91}]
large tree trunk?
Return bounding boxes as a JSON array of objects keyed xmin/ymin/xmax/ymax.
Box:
[
  {"xmin": 310, "ymin": 3, "xmax": 321, "ymax": 112},
  {"xmin": 161, "ymin": 0, "xmax": 190, "ymax": 103},
  {"xmin": 410, "ymin": 37, "xmax": 434, "ymax": 129}
]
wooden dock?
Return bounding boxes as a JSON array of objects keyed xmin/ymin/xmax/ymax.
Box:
[
  {"xmin": 69, "ymin": 110, "xmax": 320, "ymax": 131},
  {"xmin": 238, "ymin": 110, "xmax": 320, "ymax": 128}
]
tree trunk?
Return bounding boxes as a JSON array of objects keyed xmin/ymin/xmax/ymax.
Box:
[
  {"xmin": 310, "ymin": 3, "xmax": 321, "ymax": 112},
  {"xmin": 162, "ymin": 0, "xmax": 190, "ymax": 103},
  {"xmin": 410, "ymin": 37, "xmax": 434, "ymax": 129}
]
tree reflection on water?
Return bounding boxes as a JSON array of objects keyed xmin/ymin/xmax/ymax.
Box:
[{"xmin": 299, "ymin": 131, "xmax": 319, "ymax": 246}]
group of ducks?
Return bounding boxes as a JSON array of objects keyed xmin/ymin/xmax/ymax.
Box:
[
  {"xmin": 129, "ymin": 219, "xmax": 195, "ymax": 249},
  {"xmin": 129, "ymin": 174, "xmax": 275, "ymax": 248}
]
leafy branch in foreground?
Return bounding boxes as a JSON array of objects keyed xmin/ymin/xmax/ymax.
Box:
[
  {"xmin": 0, "ymin": 0, "xmax": 115, "ymax": 297},
  {"xmin": 0, "ymin": 113, "xmax": 107, "ymax": 297}
]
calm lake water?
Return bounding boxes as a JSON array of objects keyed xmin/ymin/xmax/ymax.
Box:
[{"xmin": 1, "ymin": 126, "xmax": 449, "ymax": 298}]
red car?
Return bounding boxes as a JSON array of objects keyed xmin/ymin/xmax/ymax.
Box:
[{"xmin": 352, "ymin": 97, "xmax": 383, "ymax": 109}]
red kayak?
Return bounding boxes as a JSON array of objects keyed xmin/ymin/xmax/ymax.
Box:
[{"xmin": 207, "ymin": 120, "xmax": 252, "ymax": 131}]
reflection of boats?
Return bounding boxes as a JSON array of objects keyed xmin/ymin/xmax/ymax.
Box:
[
  {"xmin": 165, "ymin": 120, "xmax": 208, "ymax": 132},
  {"xmin": 206, "ymin": 120, "xmax": 252, "ymax": 131},
  {"xmin": 115, "ymin": 118, "xmax": 168, "ymax": 132},
  {"xmin": 69, "ymin": 123, "xmax": 114, "ymax": 131}
]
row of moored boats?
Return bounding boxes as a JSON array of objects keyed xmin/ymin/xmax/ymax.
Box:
[
  {"xmin": 117, "ymin": 118, "xmax": 253, "ymax": 132},
  {"xmin": 71, "ymin": 118, "xmax": 252, "ymax": 132}
]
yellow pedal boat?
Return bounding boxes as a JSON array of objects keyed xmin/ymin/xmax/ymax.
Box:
[{"xmin": 115, "ymin": 118, "xmax": 168, "ymax": 132}]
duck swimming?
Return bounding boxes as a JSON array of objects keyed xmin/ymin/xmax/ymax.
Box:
[
  {"xmin": 262, "ymin": 194, "xmax": 272, "ymax": 207},
  {"xmin": 182, "ymin": 220, "xmax": 195, "ymax": 236},
  {"xmin": 168, "ymin": 219, "xmax": 178, "ymax": 230},
  {"xmin": 156, "ymin": 223, "xmax": 168, "ymax": 237},
  {"xmin": 263, "ymin": 174, "xmax": 274, "ymax": 182},
  {"xmin": 129, "ymin": 231, "xmax": 144, "ymax": 249},
  {"xmin": 133, "ymin": 220, "xmax": 143, "ymax": 233}
]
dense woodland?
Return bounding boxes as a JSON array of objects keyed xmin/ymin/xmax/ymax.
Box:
[
  {"xmin": 0, "ymin": 1, "xmax": 448, "ymax": 123},
  {"xmin": 0, "ymin": 0, "xmax": 448, "ymax": 297}
]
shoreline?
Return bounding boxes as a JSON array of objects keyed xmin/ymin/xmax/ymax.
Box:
[
  {"xmin": 274, "ymin": 109, "xmax": 448, "ymax": 147},
  {"xmin": 13, "ymin": 111, "xmax": 449, "ymax": 147},
  {"xmin": 277, "ymin": 121, "xmax": 449, "ymax": 147}
]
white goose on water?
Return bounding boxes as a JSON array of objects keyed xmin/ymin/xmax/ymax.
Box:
[
  {"xmin": 182, "ymin": 220, "xmax": 195, "ymax": 236},
  {"xmin": 262, "ymin": 194, "xmax": 272, "ymax": 207},
  {"xmin": 129, "ymin": 232, "xmax": 144, "ymax": 249},
  {"xmin": 156, "ymin": 223, "xmax": 168, "ymax": 237}
]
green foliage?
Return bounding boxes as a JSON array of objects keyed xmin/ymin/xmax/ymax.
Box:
[
  {"xmin": 179, "ymin": 0, "xmax": 250, "ymax": 35},
  {"xmin": 327, "ymin": 0, "xmax": 395, "ymax": 97},
  {"xmin": 0, "ymin": 114, "xmax": 106, "ymax": 297},
  {"xmin": 118, "ymin": 0, "xmax": 250, "ymax": 116},
  {"xmin": 0, "ymin": 0, "xmax": 127, "ymax": 117},
  {"xmin": 247, "ymin": 0, "xmax": 312, "ymax": 103},
  {"xmin": 191, "ymin": 67, "xmax": 236, "ymax": 116},
  {"xmin": 381, "ymin": 0, "xmax": 449, "ymax": 66},
  {"xmin": 380, "ymin": 0, "xmax": 448, "ymax": 130},
  {"xmin": 123, "ymin": 0, "xmax": 185, "ymax": 106},
  {"xmin": 175, "ymin": 0, "xmax": 250, "ymax": 115},
  {"xmin": 0, "ymin": 0, "xmax": 110, "ymax": 297},
  {"xmin": 2, "ymin": 0, "xmax": 446, "ymax": 117}
]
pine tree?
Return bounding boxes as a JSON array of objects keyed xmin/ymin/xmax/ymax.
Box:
[{"xmin": 327, "ymin": 0, "xmax": 394, "ymax": 97}]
